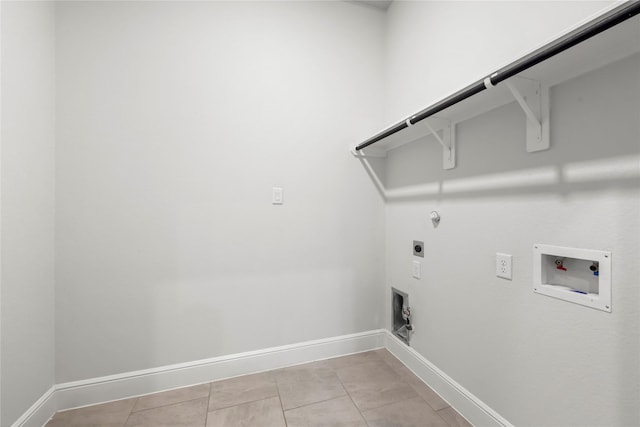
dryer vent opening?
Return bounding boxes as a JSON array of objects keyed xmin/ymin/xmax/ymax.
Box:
[{"xmin": 392, "ymin": 287, "xmax": 411, "ymax": 345}]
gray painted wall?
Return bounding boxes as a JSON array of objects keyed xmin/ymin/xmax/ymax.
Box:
[
  {"xmin": 2, "ymin": 2, "xmax": 638, "ymax": 425},
  {"xmin": 1, "ymin": 2, "xmax": 56, "ymax": 425},
  {"xmin": 54, "ymin": 1, "xmax": 386, "ymax": 383},
  {"xmin": 383, "ymin": 2, "xmax": 639, "ymax": 425}
]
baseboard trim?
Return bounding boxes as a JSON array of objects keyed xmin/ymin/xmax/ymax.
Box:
[
  {"xmin": 13, "ymin": 329, "xmax": 511, "ymax": 427},
  {"xmin": 383, "ymin": 330, "xmax": 513, "ymax": 427},
  {"xmin": 11, "ymin": 330, "xmax": 383, "ymax": 426},
  {"xmin": 10, "ymin": 386, "xmax": 56, "ymax": 427},
  {"xmin": 54, "ymin": 329, "xmax": 384, "ymax": 414}
]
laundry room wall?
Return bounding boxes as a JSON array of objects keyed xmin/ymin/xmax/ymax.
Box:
[
  {"xmin": 382, "ymin": 1, "xmax": 639, "ymax": 425},
  {"xmin": 55, "ymin": 1, "xmax": 387, "ymax": 383},
  {"xmin": 1, "ymin": 1, "xmax": 56, "ymax": 425}
]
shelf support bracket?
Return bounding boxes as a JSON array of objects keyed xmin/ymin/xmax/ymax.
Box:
[
  {"xmin": 350, "ymin": 146, "xmax": 387, "ymax": 158},
  {"xmin": 423, "ymin": 117, "xmax": 455, "ymax": 170},
  {"xmin": 505, "ymin": 77, "xmax": 550, "ymax": 152}
]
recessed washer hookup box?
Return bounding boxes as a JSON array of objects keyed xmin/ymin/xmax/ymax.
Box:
[{"xmin": 533, "ymin": 244, "xmax": 611, "ymax": 312}]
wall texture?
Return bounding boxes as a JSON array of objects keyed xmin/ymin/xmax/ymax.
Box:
[
  {"xmin": 1, "ymin": 2, "xmax": 56, "ymax": 425},
  {"xmin": 4, "ymin": 2, "xmax": 638, "ymax": 426},
  {"xmin": 55, "ymin": 1, "xmax": 386, "ymax": 383},
  {"xmin": 384, "ymin": 1, "xmax": 617, "ymax": 123},
  {"xmin": 383, "ymin": 2, "xmax": 639, "ymax": 425}
]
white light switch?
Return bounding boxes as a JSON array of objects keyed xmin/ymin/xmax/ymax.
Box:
[
  {"xmin": 272, "ymin": 187, "xmax": 283, "ymax": 205},
  {"xmin": 412, "ymin": 261, "xmax": 421, "ymax": 279}
]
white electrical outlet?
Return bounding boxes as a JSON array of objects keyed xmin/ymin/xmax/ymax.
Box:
[
  {"xmin": 412, "ymin": 261, "xmax": 421, "ymax": 279},
  {"xmin": 496, "ymin": 253, "xmax": 512, "ymax": 280}
]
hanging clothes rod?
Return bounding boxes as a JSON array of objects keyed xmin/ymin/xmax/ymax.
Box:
[{"xmin": 355, "ymin": 1, "xmax": 640, "ymax": 152}]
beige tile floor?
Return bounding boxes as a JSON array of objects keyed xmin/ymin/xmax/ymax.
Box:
[{"xmin": 46, "ymin": 349, "xmax": 472, "ymax": 427}]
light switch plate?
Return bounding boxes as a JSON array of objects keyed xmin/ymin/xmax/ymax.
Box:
[
  {"xmin": 272, "ymin": 187, "xmax": 283, "ymax": 205},
  {"xmin": 412, "ymin": 261, "xmax": 421, "ymax": 279}
]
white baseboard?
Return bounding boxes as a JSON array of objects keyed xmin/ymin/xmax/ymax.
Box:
[
  {"xmin": 51, "ymin": 329, "xmax": 384, "ymax": 417},
  {"xmin": 10, "ymin": 386, "xmax": 56, "ymax": 427},
  {"xmin": 383, "ymin": 330, "xmax": 513, "ymax": 427},
  {"xmin": 14, "ymin": 329, "xmax": 510, "ymax": 427}
]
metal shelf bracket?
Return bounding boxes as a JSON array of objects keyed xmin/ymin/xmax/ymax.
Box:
[
  {"xmin": 505, "ymin": 77, "xmax": 550, "ymax": 152},
  {"xmin": 422, "ymin": 117, "xmax": 456, "ymax": 170}
]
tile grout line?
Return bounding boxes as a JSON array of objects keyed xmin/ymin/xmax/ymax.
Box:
[
  {"xmin": 275, "ymin": 374, "xmax": 289, "ymax": 427},
  {"xmin": 132, "ymin": 395, "xmax": 211, "ymax": 414},
  {"xmin": 122, "ymin": 397, "xmax": 138, "ymax": 426},
  {"xmin": 122, "ymin": 396, "xmax": 212, "ymax": 425},
  {"xmin": 51, "ymin": 351, "xmax": 465, "ymax": 427},
  {"xmin": 203, "ymin": 382, "xmax": 212, "ymax": 427},
  {"xmin": 275, "ymin": 367, "xmax": 348, "ymax": 411},
  {"xmin": 351, "ymin": 358, "xmax": 415, "ymax": 413},
  {"xmin": 436, "ymin": 406, "xmax": 469, "ymax": 427},
  {"xmin": 207, "ymin": 392, "xmax": 280, "ymax": 413},
  {"xmin": 375, "ymin": 352, "xmax": 460, "ymax": 427},
  {"xmin": 332, "ymin": 360, "xmax": 371, "ymax": 427},
  {"xmin": 205, "ymin": 374, "xmax": 285, "ymax": 426},
  {"xmin": 350, "ymin": 352, "xmax": 440, "ymax": 422},
  {"xmin": 206, "ymin": 374, "xmax": 280, "ymax": 414},
  {"xmin": 386, "ymin": 353, "xmax": 463, "ymax": 424},
  {"xmin": 281, "ymin": 392, "xmax": 348, "ymax": 412}
]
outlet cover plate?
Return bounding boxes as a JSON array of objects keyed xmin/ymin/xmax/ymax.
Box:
[{"xmin": 496, "ymin": 253, "xmax": 512, "ymax": 280}]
